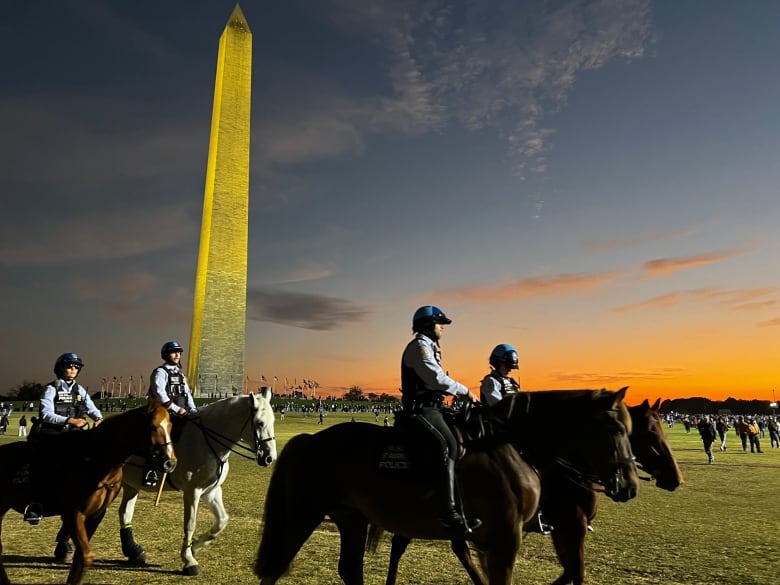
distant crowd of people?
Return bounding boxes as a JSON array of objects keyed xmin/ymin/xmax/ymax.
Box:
[{"xmin": 687, "ymin": 414, "xmax": 778, "ymax": 463}]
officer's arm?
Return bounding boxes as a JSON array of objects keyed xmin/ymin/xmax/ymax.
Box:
[
  {"xmin": 40, "ymin": 387, "xmax": 68, "ymax": 425},
  {"xmin": 410, "ymin": 341, "xmax": 468, "ymax": 396},
  {"xmin": 480, "ymin": 377, "xmax": 503, "ymax": 407}
]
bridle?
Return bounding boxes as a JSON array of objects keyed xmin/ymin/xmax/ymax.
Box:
[
  {"xmin": 187, "ymin": 401, "xmax": 275, "ymax": 464},
  {"xmin": 550, "ymin": 409, "xmax": 635, "ymax": 497}
]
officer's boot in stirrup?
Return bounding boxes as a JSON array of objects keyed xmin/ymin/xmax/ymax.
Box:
[{"xmin": 438, "ymin": 459, "xmax": 481, "ymax": 535}]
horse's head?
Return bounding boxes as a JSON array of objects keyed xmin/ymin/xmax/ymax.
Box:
[
  {"xmin": 582, "ymin": 387, "xmax": 639, "ymax": 503},
  {"xmin": 248, "ymin": 389, "xmax": 277, "ymax": 467},
  {"xmin": 498, "ymin": 387, "xmax": 639, "ymax": 503},
  {"xmin": 629, "ymin": 398, "xmax": 683, "ymax": 491},
  {"xmin": 147, "ymin": 400, "xmax": 177, "ymax": 473}
]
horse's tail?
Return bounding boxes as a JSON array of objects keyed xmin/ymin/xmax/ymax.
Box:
[
  {"xmin": 254, "ymin": 433, "xmax": 323, "ymax": 581},
  {"xmin": 365, "ymin": 524, "xmax": 385, "ymax": 554}
]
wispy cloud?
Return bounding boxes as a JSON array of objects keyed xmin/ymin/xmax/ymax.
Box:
[
  {"xmin": 246, "ymin": 287, "xmax": 372, "ymax": 330},
  {"xmin": 328, "ymin": 0, "xmax": 654, "ymax": 183},
  {"xmin": 72, "ymin": 271, "xmax": 191, "ymax": 327},
  {"xmin": 613, "ymin": 287, "xmax": 779, "ymax": 313},
  {"xmin": 549, "ymin": 367, "xmax": 687, "ymax": 385},
  {"xmin": 585, "ymin": 226, "xmax": 699, "ymax": 251},
  {"xmin": 641, "ymin": 249, "xmax": 742, "ymax": 278},
  {"xmin": 433, "ymin": 271, "xmax": 622, "ymax": 302},
  {"xmin": 0, "ymin": 203, "xmax": 198, "ymax": 267}
]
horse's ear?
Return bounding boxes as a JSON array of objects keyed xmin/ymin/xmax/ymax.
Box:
[
  {"xmin": 651, "ymin": 398, "xmax": 661, "ymax": 411},
  {"xmin": 260, "ymin": 386, "xmax": 272, "ymax": 401},
  {"xmin": 612, "ymin": 386, "xmax": 628, "ymax": 406}
]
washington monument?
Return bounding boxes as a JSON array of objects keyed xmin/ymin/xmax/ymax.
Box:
[{"xmin": 188, "ymin": 5, "xmax": 252, "ymax": 395}]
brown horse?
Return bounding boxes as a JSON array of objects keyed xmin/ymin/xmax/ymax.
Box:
[
  {"xmin": 0, "ymin": 400, "xmax": 176, "ymax": 585},
  {"xmin": 254, "ymin": 388, "xmax": 638, "ymax": 585},
  {"xmin": 376, "ymin": 397, "xmax": 683, "ymax": 585}
]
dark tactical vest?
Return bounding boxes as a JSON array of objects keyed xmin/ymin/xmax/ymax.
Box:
[
  {"xmin": 52, "ymin": 381, "xmax": 88, "ymax": 421},
  {"xmin": 483, "ymin": 373, "xmax": 519, "ymax": 402},
  {"xmin": 151, "ymin": 366, "xmax": 188, "ymax": 408}
]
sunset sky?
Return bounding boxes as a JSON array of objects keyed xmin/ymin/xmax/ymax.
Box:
[{"xmin": 2, "ymin": 1, "xmax": 779, "ymax": 404}]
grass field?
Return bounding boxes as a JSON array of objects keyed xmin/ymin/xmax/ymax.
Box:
[{"xmin": 0, "ymin": 407, "xmax": 777, "ymax": 584}]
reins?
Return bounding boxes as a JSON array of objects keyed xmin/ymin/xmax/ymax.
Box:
[{"xmin": 187, "ymin": 402, "xmax": 275, "ymax": 463}]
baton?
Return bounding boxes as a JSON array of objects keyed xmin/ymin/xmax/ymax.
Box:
[{"xmin": 154, "ymin": 472, "xmax": 168, "ymax": 507}]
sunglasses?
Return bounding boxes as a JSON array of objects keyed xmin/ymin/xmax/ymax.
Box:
[{"xmin": 64, "ymin": 363, "xmax": 82, "ymax": 370}]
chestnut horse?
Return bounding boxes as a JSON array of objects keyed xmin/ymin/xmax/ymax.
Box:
[
  {"xmin": 376, "ymin": 397, "xmax": 683, "ymax": 585},
  {"xmin": 254, "ymin": 388, "xmax": 638, "ymax": 585},
  {"xmin": 0, "ymin": 401, "xmax": 176, "ymax": 585}
]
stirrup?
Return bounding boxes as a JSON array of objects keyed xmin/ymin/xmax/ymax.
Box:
[
  {"xmin": 24, "ymin": 503, "xmax": 44, "ymax": 525},
  {"xmin": 142, "ymin": 470, "xmax": 158, "ymax": 487},
  {"xmin": 537, "ymin": 511, "xmax": 554, "ymax": 535}
]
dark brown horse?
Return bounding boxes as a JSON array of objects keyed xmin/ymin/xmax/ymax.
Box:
[
  {"xmin": 0, "ymin": 400, "xmax": 176, "ymax": 585},
  {"xmin": 376, "ymin": 397, "xmax": 683, "ymax": 585},
  {"xmin": 254, "ymin": 388, "xmax": 638, "ymax": 585}
]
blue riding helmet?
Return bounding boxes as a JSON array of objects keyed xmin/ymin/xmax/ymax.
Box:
[
  {"xmin": 412, "ymin": 305, "xmax": 452, "ymax": 332},
  {"xmin": 161, "ymin": 341, "xmax": 184, "ymax": 358},
  {"xmin": 489, "ymin": 344, "xmax": 519, "ymax": 370},
  {"xmin": 54, "ymin": 352, "xmax": 84, "ymax": 377}
]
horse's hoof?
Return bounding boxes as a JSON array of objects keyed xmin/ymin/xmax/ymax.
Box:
[
  {"xmin": 54, "ymin": 541, "xmax": 74, "ymax": 564},
  {"xmin": 127, "ymin": 552, "xmax": 147, "ymax": 566},
  {"xmin": 182, "ymin": 564, "xmax": 201, "ymax": 576}
]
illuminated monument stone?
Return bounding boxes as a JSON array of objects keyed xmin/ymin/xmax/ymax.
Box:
[{"xmin": 188, "ymin": 5, "xmax": 252, "ymax": 395}]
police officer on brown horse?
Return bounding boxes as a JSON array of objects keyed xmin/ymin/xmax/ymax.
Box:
[
  {"xmin": 480, "ymin": 344, "xmax": 521, "ymax": 407},
  {"xmin": 401, "ymin": 305, "xmax": 481, "ymax": 535},
  {"xmin": 28, "ymin": 352, "xmax": 104, "ymax": 561}
]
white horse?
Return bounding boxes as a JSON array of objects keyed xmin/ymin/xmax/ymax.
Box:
[{"xmin": 117, "ymin": 390, "xmax": 276, "ymax": 575}]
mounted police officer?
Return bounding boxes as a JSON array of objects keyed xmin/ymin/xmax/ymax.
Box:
[
  {"xmin": 480, "ymin": 343, "xmax": 521, "ymax": 407},
  {"xmin": 28, "ymin": 352, "xmax": 103, "ymax": 562},
  {"xmin": 401, "ymin": 305, "xmax": 481, "ymax": 535},
  {"xmin": 143, "ymin": 341, "xmax": 196, "ymax": 486}
]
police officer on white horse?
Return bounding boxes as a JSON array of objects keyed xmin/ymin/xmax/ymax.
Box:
[
  {"xmin": 28, "ymin": 352, "xmax": 103, "ymax": 562},
  {"xmin": 480, "ymin": 344, "xmax": 521, "ymax": 407},
  {"xmin": 401, "ymin": 305, "xmax": 481, "ymax": 536},
  {"xmin": 144, "ymin": 341, "xmax": 196, "ymax": 486}
]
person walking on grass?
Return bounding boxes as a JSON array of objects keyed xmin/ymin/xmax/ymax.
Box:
[
  {"xmin": 715, "ymin": 416, "xmax": 729, "ymax": 451},
  {"xmin": 697, "ymin": 415, "xmax": 717, "ymax": 464}
]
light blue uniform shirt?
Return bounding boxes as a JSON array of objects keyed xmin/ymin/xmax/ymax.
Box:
[{"xmin": 40, "ymin": 379, "xmax": 103, "ymax": 426}]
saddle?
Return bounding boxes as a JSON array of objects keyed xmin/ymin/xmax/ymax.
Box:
[{"xmin": 377, "ymin": 403, "xmax": 504, "ymax": 474}]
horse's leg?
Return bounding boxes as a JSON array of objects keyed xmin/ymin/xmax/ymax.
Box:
[
  {"xmin": 0, "ymin": 511, "xmax": 11, "ymax": 585},
  {"xmin": 484, "ymin": 525, "xmax": 520, "ymax": 585},
  {"xmin": 181, "ymin": 486, "xmax": 204, "ymax": 576},
  {"xmin": 386, "ymin": 534, "xmax": 411, "ymax": 585},
  {"xmin": 54, "ymin": 518, "xmax": 75, "ymax": 563},
  {"xmin": 451, "ymin": 540, "xmax": 487, "ymax": 585},
  {"xmin": 65, "ymin": 511, "xmax": 90, "ymax": 585},
  {"xmin": 192, "ymin": 484, "xmax": 229, "ymax": 552},
  {"xmin": 550, "ymin": 507, "xmax": 589, "ymax": 585},
  {"xmin": 331, "ymin": 510, "xmax": 368, "ymax": 585},
  {"xmin": 117, "ymin": 484, "xmax": 146, "ymax": 564}
]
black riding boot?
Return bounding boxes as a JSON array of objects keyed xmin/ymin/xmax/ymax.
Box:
[
  {"xmin": 120, "ymin": 526, "xmax": 147, "ymax": 564},
  {"xmin": 438, "ymin": 459, "xmax": 481, "ymax": 535}
]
